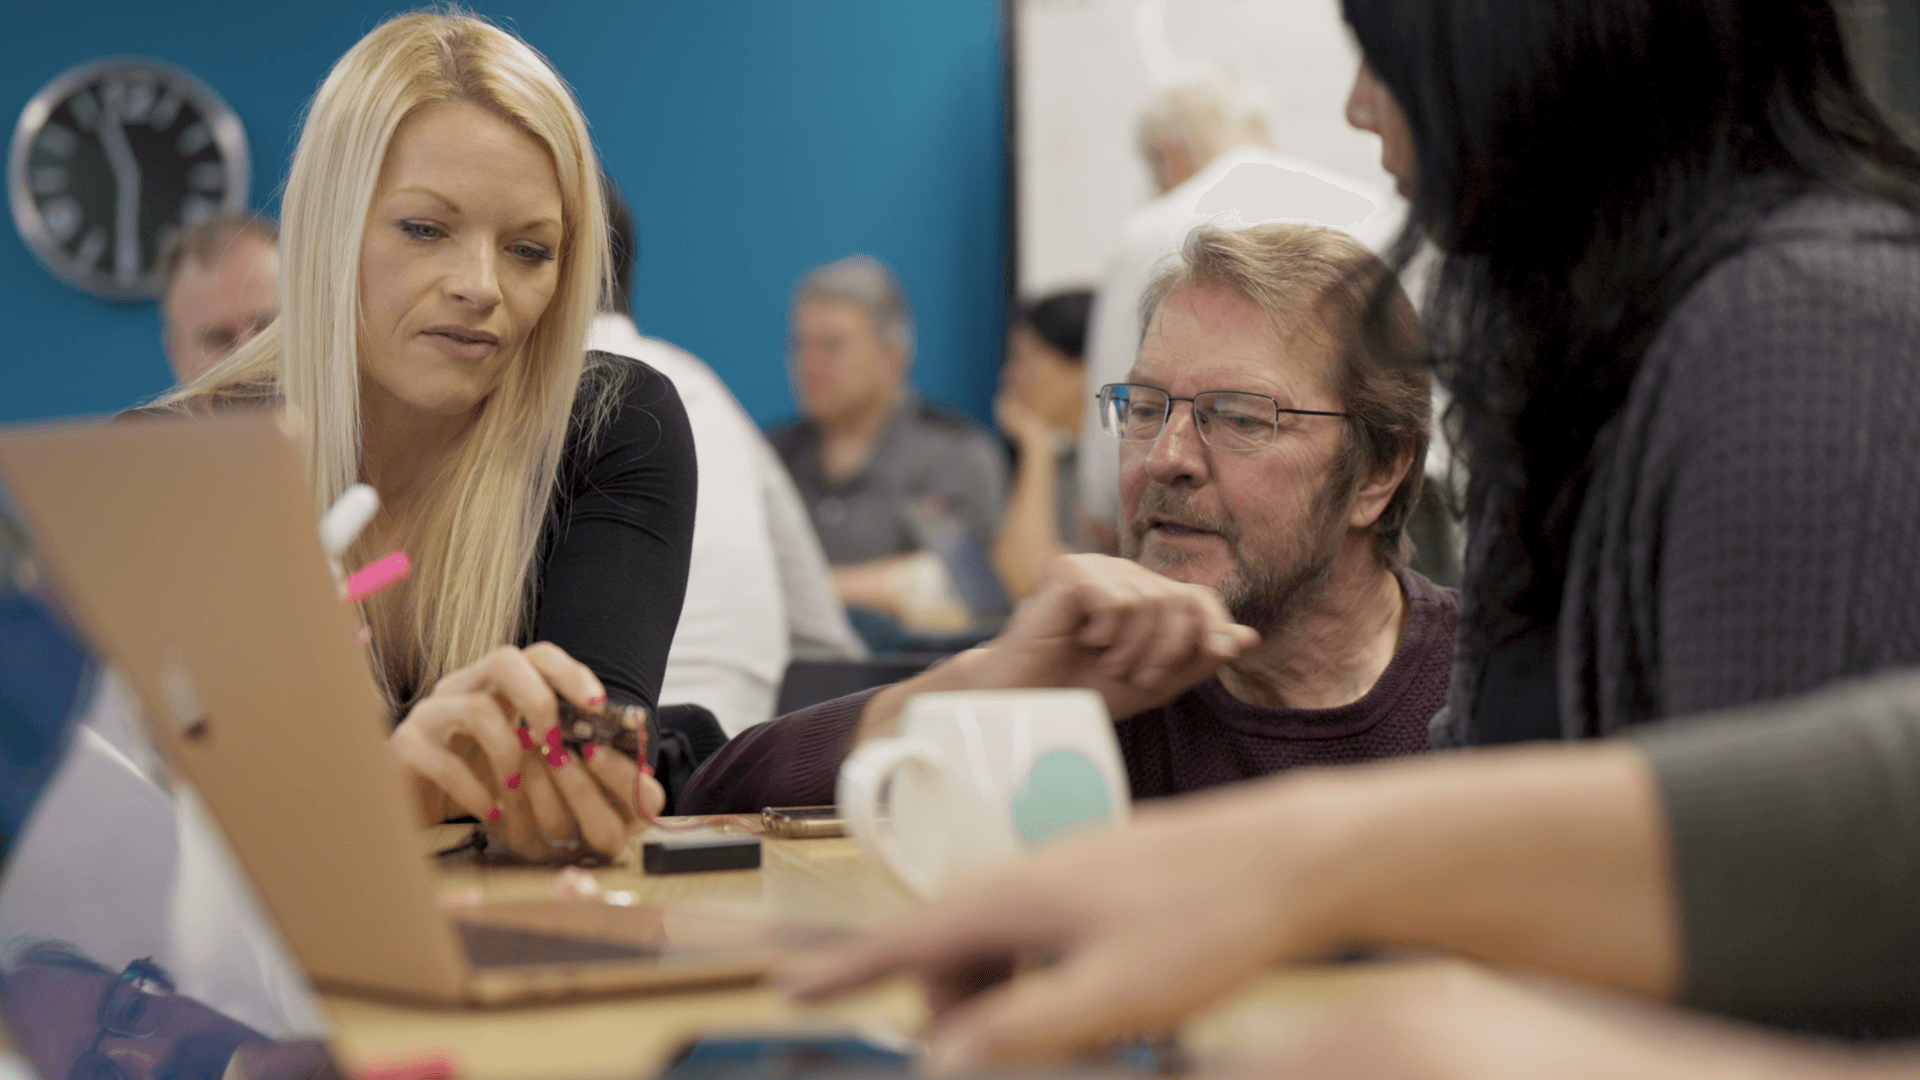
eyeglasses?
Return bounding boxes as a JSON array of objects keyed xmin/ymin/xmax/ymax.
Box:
[
  {"xmin": 68, "ymin": 959, "xmax": 177, "ymax": 1080},
  {"xmin": 1096, "ymin": 383, "xmax": 1349, "ymax": 452}
]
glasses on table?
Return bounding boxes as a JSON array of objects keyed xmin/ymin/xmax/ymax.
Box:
[
  {"xmin": 68, "ymin": 958, "xmax": 177, "ymax": 1080},
  {"xmin": 1095, "ymin": 383, "xmax": 1350, "ymax": 452}
]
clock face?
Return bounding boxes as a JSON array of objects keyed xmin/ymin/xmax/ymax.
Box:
[{"xmin": 8, "ymin": 57, "xmax": 250, "ymax": 300}]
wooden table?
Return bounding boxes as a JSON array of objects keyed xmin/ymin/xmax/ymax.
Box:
[{"xmin": 321, "ymin": 822, "xmax": 1463, "ymax": 1080}]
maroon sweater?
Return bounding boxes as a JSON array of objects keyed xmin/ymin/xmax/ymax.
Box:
[{"xmin": 680, "ymin": 569, "xmax": 1457, "ymax": 813}]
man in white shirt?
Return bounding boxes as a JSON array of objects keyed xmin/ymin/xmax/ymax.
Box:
[
  {"xmin": 589, "ymin": 189, "xmax": 865, "ymax": 737},
  {"xmin": 1078, "ymin": 78, "xmax": 1408, "ymax": 547}
]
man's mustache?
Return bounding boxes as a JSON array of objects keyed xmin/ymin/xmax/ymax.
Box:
[{"xmin": 1128, "ymin": 486, "xmax": 1239, "ymax": 546}]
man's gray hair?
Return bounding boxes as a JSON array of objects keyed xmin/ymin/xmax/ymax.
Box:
[
  {"xmin": 794, "ymin": 255, "xmax": 915, "ymax": 360},
  {"xmin": 1135, "ymin": 75, "xmax": 1269, "ymax": 165}
]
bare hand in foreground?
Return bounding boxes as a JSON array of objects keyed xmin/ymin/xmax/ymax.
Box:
[
  {"xmin": 389, "ymin": 642, "xmax": 666, "ymax": 860},
  {"xmin": 777, "ymin": 781, "xmax": 1327, "ymax": 1071},
  {"xmin": 778, "ymin": 744, "xmax": 1678, "ymax": 1072}
]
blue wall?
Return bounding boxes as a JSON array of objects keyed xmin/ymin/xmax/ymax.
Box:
[{"xmin": 0, "ymin": 1, "xmax": 1008, "ymax": 429}]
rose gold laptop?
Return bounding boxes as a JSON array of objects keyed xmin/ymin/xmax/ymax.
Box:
[{"xmin": 0, "ymin": 415, "xmax": 832, "ymax": 1005}]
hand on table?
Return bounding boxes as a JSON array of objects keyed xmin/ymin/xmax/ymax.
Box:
[{"xmin": 389, "ymin": 641, "xmax": 666, "ymax": 861}]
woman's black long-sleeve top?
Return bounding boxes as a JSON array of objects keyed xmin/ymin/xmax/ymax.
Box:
[{"xmin": 517, "ymin": 353, "xmax": 697, "ymax": 720}]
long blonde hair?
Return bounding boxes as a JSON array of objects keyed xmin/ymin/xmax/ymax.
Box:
[{"xmin": 163, "ymin": 8, "xmax": 611, "ymax": 706}]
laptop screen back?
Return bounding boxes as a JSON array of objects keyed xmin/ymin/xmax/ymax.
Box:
[
  {"xmin": 0, "ymin": 493, "xmax": 345, "ymax": 1080},
  {"xmin": 0, "ymin": 416, "xmax": 467, "ymax": 1001}
]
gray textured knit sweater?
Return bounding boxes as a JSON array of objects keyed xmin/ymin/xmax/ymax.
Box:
[{"xmin": 1439, "ymin": 193, "xmax": 1920, "ymax": 744}]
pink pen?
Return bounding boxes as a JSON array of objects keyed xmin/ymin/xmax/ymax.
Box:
[{"xmin": 345, "ymin": 551, "xmax": 412, "ymax": 603}]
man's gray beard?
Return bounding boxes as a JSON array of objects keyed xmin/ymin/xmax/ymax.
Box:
[{"xmin": 1122, "ymin": 475, "xmax": 1354, "ymax": 635}]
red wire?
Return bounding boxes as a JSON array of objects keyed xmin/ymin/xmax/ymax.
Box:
[{"xmin": 632, "ymin": 759, "xmax": 761, "ymax": 835}]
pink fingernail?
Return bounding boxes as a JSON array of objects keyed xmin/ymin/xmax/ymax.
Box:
[
  {"xmin": 486, "ymin": 805, "xmax": 501, "ymax": 822},
  {"xmin": 505, "ymin": 771, "xmax": 521, "ymax": 790},
  {"xmin": 547, "ymin": 748, "xmax": 569, "ymax": 769},
  {"xmin": 516, "ymin": 727, "xmax": 535, "ymax": 750},
  {"xmin": 587, "ymin": 694, "xmax": 607, "ymax": 706},
  {"xmin": 544, "ymin": 726, "xmax": 562, "ymax": 751},
  {"xmin": 582, "ymin": 743, "xmax": 597, "ymax": 761},
  {"xmin": 344, "ymin": 551, "xmax": 412, "ymax": 604},
  {"xmin": 639, "ymin": 762, "xmax": 654, "ymax": 777}
]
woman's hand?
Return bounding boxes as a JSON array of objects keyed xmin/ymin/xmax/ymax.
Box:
[{"xmin": 389, "ymin": 642, "xmax": 667, "ymax": 861}]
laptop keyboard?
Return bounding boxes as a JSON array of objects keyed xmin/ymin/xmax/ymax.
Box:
[{"xmin": 458, "ymin": 921, "xmax": 659, "ymax": 968}]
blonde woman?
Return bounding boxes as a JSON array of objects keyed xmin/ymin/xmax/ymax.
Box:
[{"xmin": 159, "ymin": 10, "xmax": 692, "ymax": 859}]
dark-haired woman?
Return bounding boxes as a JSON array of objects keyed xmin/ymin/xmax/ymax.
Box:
[
  {"xmin": 1342, "ymin": 0, "xmax": 1920, "ymax": 745},
  {"xmin": 991, "ymin": 290, "xmax": 1095, "ymax": 599}
]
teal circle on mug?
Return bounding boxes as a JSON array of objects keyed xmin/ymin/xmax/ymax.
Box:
[{"xmin": 1011, "ymin": 748, "xmax": 1115, "ymax": 846}]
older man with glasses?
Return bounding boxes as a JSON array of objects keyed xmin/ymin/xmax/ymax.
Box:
[{"xmin": 680, "ymin": 223, "xmax": 1456, "ymax": 812}]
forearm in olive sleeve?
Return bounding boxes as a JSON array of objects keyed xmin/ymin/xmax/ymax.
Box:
[{"xmin": 1632, "ymin": 670, "xmax": 1920, "ymax": 1036}]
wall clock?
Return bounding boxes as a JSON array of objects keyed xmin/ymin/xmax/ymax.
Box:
[{"xmin": 8, "ymin": 57, "xmax": 250, "ymax": 300}]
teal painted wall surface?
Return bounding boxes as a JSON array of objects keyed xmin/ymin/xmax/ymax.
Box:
[{"xmin": 0, "ymin": 1, "xmax": 1008, "ymax": 429}]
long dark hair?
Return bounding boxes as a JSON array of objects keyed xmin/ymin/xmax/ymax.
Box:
[{"xmin": 1344, "ymin": 0, "xmax": 1920, "ymax": 654}]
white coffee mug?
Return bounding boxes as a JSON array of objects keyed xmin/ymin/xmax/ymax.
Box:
[{"xmin": 837, "ymin": 688, "xmax": 1130, "ymax": 896}]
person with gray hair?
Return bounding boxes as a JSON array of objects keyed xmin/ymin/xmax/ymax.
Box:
[
  {"xmin": 1134, "ymin": 75, "xmax": 1270, "ymax": 197},
  {"xmin": 771, "ymin": 255, "xmax": 1009, "ymax": 636},
  {"xmin": 587, "ymin": 179, "xmax": 865, "ymax": 737},
  {"xmin": 157, "ymin": 214, "xmax": 279, "ymax": 386}
]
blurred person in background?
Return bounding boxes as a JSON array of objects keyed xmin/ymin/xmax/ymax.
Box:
[
  {"xmin": 772, "ymin": 256, "xmax": 1008, "ymax": 637},
  {"xmin": 1078, "ymin": 75, "xmax": 1406, "ymax": 552},
  {"xmin": 993, "ymin": 289, "xmax": 1094, "ymax": 600},
  {"xmin": 158, "ymin": 216, "xmax": 279, "ymax": 386},
  {"xmin": 588, "ymin": 182, "xmax": 864, "ymax": 737}
]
